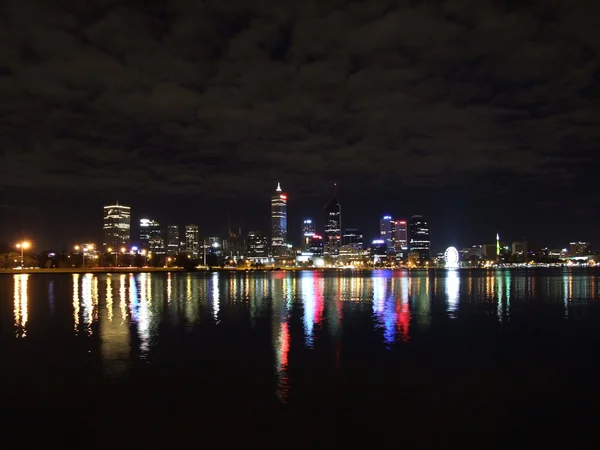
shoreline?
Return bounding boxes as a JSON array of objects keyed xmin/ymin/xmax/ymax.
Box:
[{"xmin": 0, "ymin": 265, "xmax": 593, "ymax": 275}]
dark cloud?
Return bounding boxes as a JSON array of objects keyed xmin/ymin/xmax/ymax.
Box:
[{"xmin": 1, "ymin": 0, "xmax": 599, "ymax": 247}]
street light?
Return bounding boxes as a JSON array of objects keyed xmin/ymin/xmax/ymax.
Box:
[
  {"xmin": 15, "ymin": 241, "xmax": 31, "ymax": 268},
  {"xmin": 74, "ymin": 245, "xmax": 90, "ymax": 268}
]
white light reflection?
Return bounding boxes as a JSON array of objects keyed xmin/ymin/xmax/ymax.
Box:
[
  {"xmin": 446, "ymin": 270, "xmax": 460, "ymax": 319},
  {"xmin": 301, "ymin": 274, "xmax": 316, "ymax": 347},
  {"xmin": 167, "ymin": 273, "xmax": 172, "ymax": 303},
  {"xmin": 119, "ymin": 275, "xmax": 127, "ymax": 325},
  {"xmin": 137, "ymin": 273, "xmax": 151, "ymax": 356},
  {"xmin": 101, "ymin": 274, "xmax": 131, "ymax": 378},
  {"xmin": 82, "ymin": 274, "xmax": 94, "ymax": 335},
  {"xmin": 505, "ymin": 271, "xmax": 511, "ymax": 321},
  {"xmin": 13, "ymin": 274, "xmax": 29, "ymax": 338},
  {"xmin": 496, "ymin": 272, "xmax": 504, "ymax": 323},
  {"xmin": 73, "ymin": 274, "xmax": 80, "ymax": 332},
  {"xmin": 212, "ymin": 272, "xmax": 220, "ymax": 324},
  {"xmin": 106, "ymin": 275, "xmax": 113, "ymax": 322},
  {"xmin": 564, "ymin": 272, "xmax": 572, "ymax": 319}
]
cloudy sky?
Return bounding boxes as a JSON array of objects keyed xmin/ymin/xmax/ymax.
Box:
[{"xmin": 1, "ymin": 0, "xmax": 599, "ymax": 249}]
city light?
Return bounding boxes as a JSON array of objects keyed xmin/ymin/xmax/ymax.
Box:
[{"xmin": 15, "ymin": 241, "xmax": 31, "ymax": 268}]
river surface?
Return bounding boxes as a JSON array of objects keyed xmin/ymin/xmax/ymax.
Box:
[{"xmin": 1, "ymin": 269, "xmax": 599, "ymax": 448}]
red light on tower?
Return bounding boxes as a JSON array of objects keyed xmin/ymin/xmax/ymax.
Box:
[{"xmin": 280, "ymin": 195, "xmax": 287, "ymax": 200}]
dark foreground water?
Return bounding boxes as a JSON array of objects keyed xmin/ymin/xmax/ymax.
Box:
[{"xmin": 1, "ymin": 269, "xmax": 600, "ymax": 448}]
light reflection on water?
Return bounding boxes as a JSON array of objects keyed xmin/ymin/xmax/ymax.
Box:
[
  {"xmin": 7, "ymin": 269, "xmax": 600, "ymax": 396},
  {"xmin": 13, "ymin": 274, "xmax": 28, "ymax": 338}
]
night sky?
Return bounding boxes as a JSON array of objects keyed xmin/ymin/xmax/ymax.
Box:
[{"xmin": 1, "ymin": 0, "xmax": 599, "ymax": 251}]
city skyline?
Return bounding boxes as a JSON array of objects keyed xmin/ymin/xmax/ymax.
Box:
[
  {"xmin": 1, "ymin": 1, "xmax": 599, "ymax": 250},
  {"xmin": 1, "ymin": 185, "xmax": 596, "ymax": 255}
]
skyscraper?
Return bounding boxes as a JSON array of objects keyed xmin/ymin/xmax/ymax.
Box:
[
  {"xmin": 185, "ymin": 225, "xmax": 199, "ymax": 258},
  {"xmin": 408, "ymin": 215, "xmax": 430, "ymax": 265},
  {"xmin": 393, "ymin": 220, "xmax": 408, "ymax": 254},
  {"xmin": 166, "ymin": 225, "xmax": 180, "ymax": 255},
  {"xmin": 139, "ymin": 218, "xmax": 165, "ymax": 254},
  {"xmin": 302, "ymin": 219, "xmax": 315, "ymax": 251},
  {"xmin": 247, "ymin": 231, "xmax": 268, "ymax": 260},
  {"xmin": 380, "ymin": 215, "xmax": 394, "ymax": 253},
  {"xmin": 342, "ymin": 228, "xmax": 363, "ymax": 251},
  {"xmin": 103, "ymin": 202, "xmax": 131, "ymax": 251},
  {"xmin": 324, "ymin": 186, "xmax": 341, "ymax": 256},
  {"xmin": 271, "ymin": 183, "xmax": 287, "ymax": 256}
]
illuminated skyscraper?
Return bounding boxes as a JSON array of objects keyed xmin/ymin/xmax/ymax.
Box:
[
  {"xmin": 302, "ymin": 219, "xmax": 315, "ymax": 251},
  {"xmin": 324, "ymin": 186, "xmax": 341, "ymax": 256},
  {"xmin": 380, "ymin": 215, "xmax": 394, "ymax": 252},
  {"xmin": 247, "ymin": 231, "xmax": 268, "ymax": 260},
  {"xmin": 271, "ymin": 183, "xmax": 287, "ymax": 256},
  {"xmin": 166, "ymin": 225, "xmax": 180, "ymax": 255},
  {"xmin": 408, "ymin": 215, "xmax": 430, "ymax": 265},
  {"xmin": 103, "ymin": 202, "xmax": 131, "ymax": 251},
  {"xmin": 342, "ymin": 228, "xmax": 363, "ymax": 251},
  {"xmin": 185, "ymin": 225, "xmax": 199, "ymax": 258},
  {"xmin": 139, "ymin": 218, "xmax": 165, "ymax": 254},
  {"xmin": 394, "ymin": 220, "xmax": 408, "ymax": 254},
  {"xmin": 308, "ymin": 235, "xmax": 324, "ymax": 256}
]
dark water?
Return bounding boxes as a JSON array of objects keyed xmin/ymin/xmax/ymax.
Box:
[{"xmin": 1, "ymin": 269, "xmax": 600, "ymax": 448}]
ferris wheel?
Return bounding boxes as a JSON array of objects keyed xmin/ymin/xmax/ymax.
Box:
[{"xmin": 444, "ymin": 247, "xmax": 459, "ymax": 269}]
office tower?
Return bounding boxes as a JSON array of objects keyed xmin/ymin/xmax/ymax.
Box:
[
  {"xmin": 271, "ymin": 183, "xmax": 288, "ymax": 256},
  {"xmin": 139, "ymin": 218, "xmax": 165, "ymax": 254},
  {"xmin": 247, "ymin": 231, "xmax": 268, "ymax": 259},
  {"xmin": 308, "ymin": 235, "xmax": 324, "ymax": 256},
  {"xmin": 512, "ymin": 240, "xmax": 528, "ymax": 261},
  {"xmin": 408, "ymin": 215, "xmax": 430, "ymax": 264},
  {"xmin": 380, "ymin": 215, "xmax": 394, "ymax": 252},
  {"xmin": 393, "ymin": 220, "xmax": 408, "ymax": 253},
  {"xmin": 324, "ymin": 186, "xmax": 341, "ymax": 256},
  {"xmin": 103, "ymin": 202, "xmax": 131, "ymax": 251},
  {"xmin": 342, "ymin": 228, "xmax": 363, "ymax": 251},
  {"xmin": 371, "ymin": 239, "xmax": 387, "ymax": 257},
  {"xmin": 185, "ymin": 225, "xmax": 199, "ymax": 258},
  {"xmin": 570, "ymin": 242, "xmax": 590, "ymax": 255},
  {"xmin": 166, "ymin": 225, "xmax": 180, "ymax": 256},
  {"xmin": 302, "ymin": 219, "xmax": 315, "ymax": 251}
]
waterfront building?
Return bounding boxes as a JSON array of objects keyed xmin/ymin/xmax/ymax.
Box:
[
  {"xmin": 185, "ymin": 225, "xmax": 199, "ymax": 258},
  {"xmin": 342, "ymin": 228, "xmax": 363, "ymax": 252},
  {"xmin": 512, "ymin": 241, "xmax": 528, "ymax": 260},
  {"xmin": 570, "ymin": 242, "xmax": 591, "ymax": 255},
  {"xmin": 379, "ymin": 216, "xmax": 394, "ymax": 253},
  {"xmin": 166, "ymin": 225, "xmax": 180, "ymax": 256},
  {"xmin": 302, "ymin": 219, "xmax": 315, "ymax": 251},
  {"xmin": 308, "ymin": 234, "xmax": 324, "ymax": 256},
  {"xmin": 271, "ymin": 183, "xmax": 288, "ymax": 256},
  {"xmin": 393, "ymin": 220, "xmax": 408, "ymax": 253},
  {"xmin": 408, "ymin": 215, "xmax": 430, "ymax": 265},
  {"xmin": 139, "ymin": 218, "xmax": 165, "ymax": 254},
  {"xmin": 247, "ymin": 231, "xmax": 269, "ymax": 260},
  {"xmin": 102, "ymin": 202, "xmax": 131, "ymax": 251},
  {"xmin": 324, "ymin": 187, "xmax": 341, "ymax": 256}
]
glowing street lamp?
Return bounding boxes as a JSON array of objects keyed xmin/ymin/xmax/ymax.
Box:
[
  {"xmin": 15, "ymin": 241, "xmax": 31, "ymax": 268},
  {"xmin": 74, "ymin": 245, "xmax": 91, "ymax": 268}
]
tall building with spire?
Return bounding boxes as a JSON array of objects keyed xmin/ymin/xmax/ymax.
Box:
[
  {"xmin": 324, "ymin": 184, "xmax": 342, "ymax": 256},
  {"xmin": 271, "ymin": 182, "xmax": 287, "ymax": 256},
  {"xmin": 102, "ymin": 201, "xmax": 131, "ymax": 251}
]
